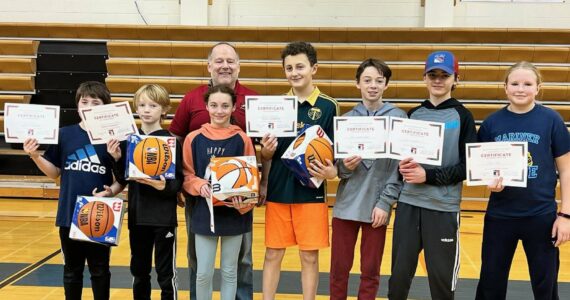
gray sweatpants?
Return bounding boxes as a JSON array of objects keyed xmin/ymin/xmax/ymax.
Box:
[
  {"xmin": 388, "ymin": 202, "xmax": 460, "ymax": 300},
  {"xmin": 195, "ymin": 234, "xmax": 243, "ymax": 300}
]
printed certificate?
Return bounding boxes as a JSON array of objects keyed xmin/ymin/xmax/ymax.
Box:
[
  {"xmin": 79, "ymin": 102, "xmax": 138, "ymax": 144},
  {"xmin": 245, "ymin": 96, "xmax": 297, "ymax": 137},
  {"xmin": 334, "ymin": 116, "xmax": 389, "ymax": 159},
  {"xmin": 4, "ymin": 103, "xmax": 60, "ymax": 144},
  {"xmin": 466, "ymin": 142, "xmax": 528, "ymax": 187},
  {"xmin": 388, "ymin": 117, "xmax": 445, "ymax": 166}
]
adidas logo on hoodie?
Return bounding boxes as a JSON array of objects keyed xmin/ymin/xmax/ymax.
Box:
[{"xmin": 64, "ymin": 145, "xmax": 106, "ymax": 174}]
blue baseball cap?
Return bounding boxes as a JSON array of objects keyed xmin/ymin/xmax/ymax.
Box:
[{"xmin": 424, "ymin": 51, "xmax": 459, "ymax": 75}]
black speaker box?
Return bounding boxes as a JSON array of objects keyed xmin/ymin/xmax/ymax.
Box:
[
  {"xmin": 36, "ymin": 53, "xmax": 108, "ymax": 72},
  {"xmin": 31, "ymin": 89, "xmax": 76, "ymax": 108},
  {"xmin": 37, "ymin": 41, "xmax": 108, "ymax": 72},
  {"xmin": 35, "ymin": 71, "xmax": 107, "ymax": 90}
]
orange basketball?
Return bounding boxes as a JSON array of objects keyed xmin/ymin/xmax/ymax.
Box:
[
  {"xmin": 293, "ymin": 134, "xmax": 306, "ymax": 149},
  {"xmin": 77, "ymin": 201, "xmax": 115, "ymax": 238},
  {"xmin": 304, "ymin": 137, "xmax": 333, "ymax": 167},
  {"xmin": 214, "ymin": 158, "xmax": 255, "ymax": 189},
  {"xmin": 211, "ymin": 157, "xmax": 258, "ymax": 206},
  {"xmin": 133, "ymin": 137, "xmax": 172, "ymax": 176}
]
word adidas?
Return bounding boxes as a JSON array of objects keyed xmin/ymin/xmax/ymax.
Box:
[{"xmin": 65, "ymin": 160, "xmax": 106, "ymax": 174}]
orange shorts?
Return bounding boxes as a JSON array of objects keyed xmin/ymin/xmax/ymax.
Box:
[{"xmin": 265, "ymin": 202, "xmax": 329, "ymax": 250}]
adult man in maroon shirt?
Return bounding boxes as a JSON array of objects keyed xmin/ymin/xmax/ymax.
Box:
[
  {"xmin": 169, "ymin": 42, "xmax": 257, "ymax": 138},
  {"xmin": 170, "ymin": 42, "xmax": 257, "ymax": 300}
]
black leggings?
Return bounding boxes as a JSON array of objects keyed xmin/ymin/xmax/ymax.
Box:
[{"xmin": 475, "ymin": 213, "xmax": 559, "ymax": 300}]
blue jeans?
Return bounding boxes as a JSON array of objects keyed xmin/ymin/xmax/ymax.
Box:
[{"xmin": 186, "ymin": 203, "xmax": 253, "ymax": 300}]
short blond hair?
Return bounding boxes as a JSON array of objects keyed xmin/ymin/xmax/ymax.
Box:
[{"xmin": 133, "ymin": 84, "xmax": 171, "ymax": 114}]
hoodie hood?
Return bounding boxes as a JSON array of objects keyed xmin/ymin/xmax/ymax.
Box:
[
  {"xmin": 199, "ymin": 123, "xmax": 243, "ymax": 140},
  {"xmin": 421, "ymin": 98, "xmax": 463, "ymax": 110},
  {"xmin": 348, "ymin": 102, "xmax": 401, "ymax": 117}
]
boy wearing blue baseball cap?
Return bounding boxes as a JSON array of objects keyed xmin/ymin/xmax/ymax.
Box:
[{"xmin": 387, "ymin": 51, "xmax": 477, "ymax": 300}]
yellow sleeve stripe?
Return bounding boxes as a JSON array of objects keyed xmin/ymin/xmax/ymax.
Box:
[{"xmin": 319, "ymin": 93, "xmax": 339, "ymax": 115}]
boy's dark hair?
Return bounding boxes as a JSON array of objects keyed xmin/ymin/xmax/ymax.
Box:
[
  {"xmin": 75, "ymin": 81, "xmax": 111, "ymax": 105},
  {"xmin": 280, "ymin": 42, "xmax": 317, "ymax": 66},
  {"xmin": 203, "ymin": 85, "xmax": 237, "ymax": 106},
  {"xmin": 356, "ymin": 58, "xmax": 392, "ymax": 85}
]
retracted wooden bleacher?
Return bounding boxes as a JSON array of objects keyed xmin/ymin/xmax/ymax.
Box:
[
  {"xmin": 0, "ymin": 38, "xmax": 55, "ymax": 198},
  {"xmin": 0, "ymin": 24, "xmax": 568, "ymax": 209},
  {"xmin": 0, "ymin": 40, "xmax": 37, "ymax": 136}
]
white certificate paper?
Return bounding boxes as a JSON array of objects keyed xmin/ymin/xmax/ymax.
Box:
[
  {"xmin": 388, "ymin": 117, "xmax": 445, "ymax": 166},
  {"xmin": 466, "ymin": 142, "xmax": 528, "ymax": 187},
  {"xmin": 245, "ymin": 96, "xmax": 297, "ymax": 137},
  {"xmin": 4, "ymin": 103, "xmax": 60, "ymax": 144},
  {"xmin": 334, "ymin": 116, "xmax": 389, "ymax": 159},
  {"xmin": 79, "ymin": 102, "xmax": 138, "ymax": 144}
]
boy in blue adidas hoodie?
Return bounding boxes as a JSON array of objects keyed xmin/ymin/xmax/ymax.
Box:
[
  {"xmin": 330, "ymin": 58, "xmax": 406, "ymax": 299},
  {"xmin": 387, "ymin": 51, "xmax": 477, "ymax": 300},
  {"xmin": 23, "ymin": 81, "xmax": 123, "ymax": 300}
]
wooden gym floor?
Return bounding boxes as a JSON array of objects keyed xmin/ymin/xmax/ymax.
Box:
[{"xmin": 0, "ymin": 198, "xmax": 568, "ymax": 300}]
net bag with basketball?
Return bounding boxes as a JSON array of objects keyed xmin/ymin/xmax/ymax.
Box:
[{"xmin": 281, "ymin": 125, "xmax": 333, "ymax": 188}]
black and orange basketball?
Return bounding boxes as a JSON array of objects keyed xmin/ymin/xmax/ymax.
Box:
[
  {"xmin": 292, "ymin": 133, "xmax": 306, "ymax": 149},
  {"xmin": 133, "ymin": 137, "xmax": 172, "ymax": 176},
  {"xmin": 304, "ymin": 137, "xmax": 333, "ymax": 167},
  {"xmin": 77, "ymin": 201, "xmax": 115, "ymax": 238}
]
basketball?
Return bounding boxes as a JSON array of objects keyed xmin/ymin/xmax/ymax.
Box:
[
  {"xmin": 292, "ymin": 133, "xmax": 306, "ymax": 149},
  {"xmin": 304, "ymin": 137, "xmax": 333, "ymax": 167},
  {"xmin": 210, "ymin": 157, "xmax": 259, "ymax": 205},
  {"xmin": 213, "ymin": 158, "xmax": 256, "ymax": 189},
  {"xmin": 133, "ymin": 137, "xmax": 172, "ymax": 176},
  {"xmin": 77, "ymin": 201, "xmax": 115, "ymax": 238},
  {"xmin": 211, "ymin": 157, "xmax": 257, "ymax": 205}
]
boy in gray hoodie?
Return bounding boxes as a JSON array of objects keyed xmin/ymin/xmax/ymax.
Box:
[
  {"xmin": 330, "ymin": 58, "xmax": 406, "ymax": 300},
  {"xmin": 387, "ymin": 51, "xmax": 477, "ymax": 300}
]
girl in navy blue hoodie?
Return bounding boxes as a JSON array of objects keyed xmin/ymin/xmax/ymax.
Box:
[{"xmin": 182, "ymin": 85, "xmax": 256, "ymax": 300}]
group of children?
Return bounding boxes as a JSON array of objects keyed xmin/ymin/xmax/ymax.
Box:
[{"xmin": 22, "ymin": 40, "xmax": 569, "ymax": 300}]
